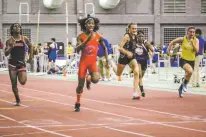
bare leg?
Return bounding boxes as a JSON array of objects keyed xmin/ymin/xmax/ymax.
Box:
[
  {"xmin": 138, "ymin": 64, "xmax": 146, "ymax": 97},
  {"xmin": 129, "ymin": 59, "xmax": 140, "ymax": 100},
  {"xmin": 18, "ymin": 71, "xmax": 27, "ymax": 85},
  {"xmin": 75, "ymin": 78, "xmax": 85, "ymax": 112},
  {"xmin": 9, "ymin": 70, "xmax": 20, "ymax": 106},
  {"xmin": 178, "ymin": 63, "xmax": 193, "ymax": 98},
  {"xmin": 116, "ymin": 64, "xmax": 126, "ymax": 81},
  {"xmin": 90, "ymin": 72, "xmax": 100, "ymax": 83}
]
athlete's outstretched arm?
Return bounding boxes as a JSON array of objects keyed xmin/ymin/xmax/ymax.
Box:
[
  {"xmin": 167, "ymin": 37, "xmax": 183, "ymax": 56},
  {"xmin": 5, "ymin": 38, "xmax": 13, "ymax": 56},
  {"xmin": 76, "ymin": 33, "xmax": 92, "ymax": 53},
  {"xmin": 24, "ymin": 36, "xmax": 33, "ymax": 59}
]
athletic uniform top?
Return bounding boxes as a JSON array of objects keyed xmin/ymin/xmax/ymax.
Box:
[
  {"xmin": 97, "ymin": 38, "xmax": 112, "ymax": 57},
  {"xmin": 10, "ymin": 36, "xmax": 28, "ymax": 62},
  {"xmin": 197, "ymin": 36, "xmax": 205, "ymax": 56},
  {"xmin": 119, "ymin": 33, "xmax": 137, "ymax": 58},
  {"xmin": 135, "ymin": 40, "xmax": 149, "ymax": 61},
  {"xmin": 181, "ymin": 36, "xmax": 197, "ymax": 61},
  {"xmin": 49, "ymin": 42, "xmax": 57, "ymax": 60},
  {"xmin": 79, "ymin": 32, "xmax": 101, "ymax": 62},
  {"xmin": 152, "ymin": 46, "xmax": 159, "ymax": 61}
]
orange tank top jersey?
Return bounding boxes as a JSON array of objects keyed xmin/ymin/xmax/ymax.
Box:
[
  {"xmin": 79, "ymin": 32, "xmax": 100, "ymax": 61},
  {"xmin": 78, "ymin": 32, "xmax": 100, "ymax": 79}
]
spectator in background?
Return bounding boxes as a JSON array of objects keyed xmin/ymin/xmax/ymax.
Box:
[
  {"xmin": 98, "ymin": 37, "xmax": 112, "ymax": 81},
  {"xmin": 48, "ymin": 38, "xmax": 57, "ymax": 72},
  {"xmin": 33, "ymin": 44, "xmax": 39, "ymax": 56},
  {"xmin": 37, "ymin": 43, "xmax": 43, "ymax": 54},
  {"xmin": 42, "ymin": 42, "xmax": 49, "ymax": 55},
  {"xmin": 26, "ymin": 42, "xmax": 36, "ymax": 72},
  {"xmin": 162, "ymin": 44, "xmax": 168, "ymax": 54},
  {"xmin": 0, "ymin": 39, "xmax": 4, "ymax": 49},
  {"xmin": 67, "ymin": 42, "xmax": 74, "ymax": 54},
  {"xmin": 162, "ymin": 44, "xmax": 170, "ymax": 67},
  {"xmin": 191, "ymin": 29, "xmax": 205, "ymax": 87},
  {"xmin": 67, "ymin": 42, "xmax": 74, "ymax": 59},
  {"xmin": 151, "ymin": 42, "xmax": 158, "ymax": 74}
]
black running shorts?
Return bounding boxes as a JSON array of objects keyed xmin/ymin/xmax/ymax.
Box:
[{"xmin": 180, "ymin": 58, "xmax": 195, "ymax": 70}]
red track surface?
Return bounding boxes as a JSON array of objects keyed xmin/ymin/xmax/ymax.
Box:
[{"xmin": 0, "ymin": 74, "xmax": 206, "ymax": 137}]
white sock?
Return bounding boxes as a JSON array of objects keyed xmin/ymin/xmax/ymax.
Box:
[{"xmin": 133, "ymin": 92, "xmax": 139, "ymax": 97}]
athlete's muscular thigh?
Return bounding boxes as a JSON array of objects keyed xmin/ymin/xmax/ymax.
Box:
[
  {"xmin": 129, "ymin": 59, "xmax": 139, "ymax": 76},
  {"xmin": 117, "ymin": 64, "xmax": 125, "ymax": 76},
  {"xmin": 183, "ymin": 63, "xmax": 193, "ymax": 75},
  {"xmin": 129, "ymin": 59, "xmax": 138, "ymax": 70},
  {"xmin": 90, "ymin": 72, "xmax": 100, "ymax": 83},
  {"xmin": 18, "ymin": 71, "xmax": 27, "ymax": 85}
]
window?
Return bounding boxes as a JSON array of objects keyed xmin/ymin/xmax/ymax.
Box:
[
  {"xmin": 6, "ymin": 29, "xmax": 31, "ymax": 40},
  {"xmin": 163, "ymin": 27, "xmax": 186, "ymax": 45},
  {"xmin": 137, "ymin": 28, "xmax": 149, "ymax": 40},
  {"xmin": 164, "ymin": 0, "xmax": 186, "ymax": 13},
  {"xmin": 201, "ymin": 0, "xmax": 206, "ymax": 13}
]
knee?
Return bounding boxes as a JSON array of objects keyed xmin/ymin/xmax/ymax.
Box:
[
  {"xmin": 91, "ymin": 77, "xmax": 99, "ymax": 84},
  {"xmin": 19, "ymin": 78, "xmax": 27, "ymax": 85},
  {"xmin": 186, "ymin": 69, "xmax": 193, "ymax": 76},
  {"xmin": 19, "ymin": 81, "xmax": 26, "ymax": 85},
  {"xmin": 133, "ymin": 69, "xmax": 139, "ymax": 77},
  {"xmin": 117, "ymin": 71, "xmax": 121, "ymax": 76},
  {"xmin": 76, "ymin": 85, "xmax": 84, "ymax": 94}
]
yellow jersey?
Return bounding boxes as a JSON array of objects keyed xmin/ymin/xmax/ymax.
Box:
[
  {"xmin": 181, "ymin": 36, "xmax": 196, "ymax": 61},
  {"xmin": 68, "ymin": 46, "xmax": 74, "ymax": 54}
]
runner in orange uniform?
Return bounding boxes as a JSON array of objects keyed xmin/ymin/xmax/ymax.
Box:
[{"xmin": 74, "ymin": 15, "xmax": 109, "ymax": 112}]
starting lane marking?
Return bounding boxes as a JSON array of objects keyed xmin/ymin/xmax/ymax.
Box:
[
  {"xmin": 0, "ymin": 113, "xmax": 72, "ymax": 137},
  {"xmin": 0, "ymin": 120, "xmax": 204, "ymax": 129},
  {"xmin": 0, "ymin": 98, "xmax": 28, "ymax": 108}
]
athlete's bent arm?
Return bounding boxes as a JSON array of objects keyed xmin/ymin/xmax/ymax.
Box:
[
  {"xmin": 119, "ymin": 34, "xmax": 130, "ymax": 54},
  {"xmin": 5, "ymin": 39, "xmax": 13, "ymax": 56},
  {"xmin": 167, "ymin": 37, "xmax": 183, "ymax": 56},
  {"xmin": 76, "ymin": 34, "xmax": 92, "ymax": 53}
]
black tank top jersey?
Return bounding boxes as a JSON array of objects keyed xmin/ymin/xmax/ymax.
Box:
[
  {"xmin": 135, "ymin": 40, "xmax": 149, "ymax": 61},
  {"xmin": 10, "ymin": 37, "xmax": 26, "ymax": 62},
  {"xmin": 120, "ymin": 33, "xmax": 137, "ymax": 58}
]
